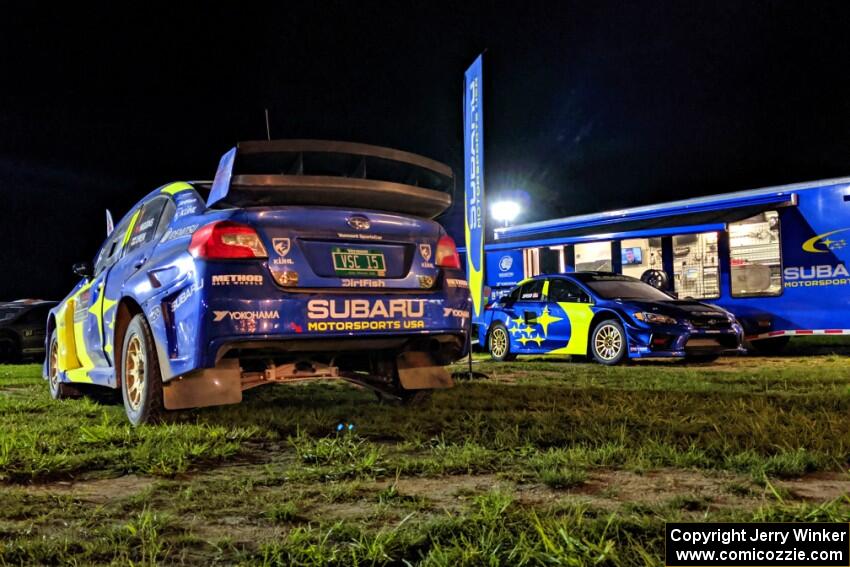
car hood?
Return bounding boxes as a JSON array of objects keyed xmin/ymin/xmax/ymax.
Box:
[{"xmin": 616, "ymin": 299, "xmax": 731, "ymax": 321}]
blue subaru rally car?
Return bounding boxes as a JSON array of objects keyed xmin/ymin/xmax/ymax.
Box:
[
  {"xmin": 480, "ymin": 272, "xmax": 743, "ymax": 364},
  {"xmin": 45, "ymin": 140, "xmax": 471, "ymax": 425}
]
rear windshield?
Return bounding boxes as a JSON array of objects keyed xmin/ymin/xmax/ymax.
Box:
[{"xmin": 584, "ymin": 280, "xmax": 672, "ymax": 301}]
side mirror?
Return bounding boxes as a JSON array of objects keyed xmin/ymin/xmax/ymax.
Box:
[{"xmin": 73, "ymin": 262, "xmax": 93, "ymax": 279}]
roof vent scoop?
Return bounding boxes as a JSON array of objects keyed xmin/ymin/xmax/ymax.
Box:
[{"xmin": 206, "ymin": 139, "xmax": 454, "ymax": 218}]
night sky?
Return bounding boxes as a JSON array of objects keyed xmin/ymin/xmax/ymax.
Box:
[{"xmin": 4, "ymin": 2, "xmax": 850, "ymax": 300}]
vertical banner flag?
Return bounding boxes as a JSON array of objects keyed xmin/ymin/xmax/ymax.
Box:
[{"xmin": 464, "ymin": 54, "xmax": 485, "ymax": 321}]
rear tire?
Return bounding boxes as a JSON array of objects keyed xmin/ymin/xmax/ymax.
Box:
[
  {"xmin": 748, "ymin": 336, "xmax": 790, "ymax": 355},
  {"xmin": 488, "ymin": 323, "xmax": 517, "ymax": 362},
  {"xmin": 121, "ymin": 314, "xmax": 165, "ymax": 426},
  {"xmin": 47, "ymin": 333, "xmax": 79, "ymax": 400},
  {"xmin": 590, "ymin": 319, "xmax": 628, "ymax": 365}
]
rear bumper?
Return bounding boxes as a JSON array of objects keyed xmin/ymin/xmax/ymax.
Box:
[
  {"xmin": 162, "ymin": 290, "xmax": 470, "ymax": 377},
  {"xmin": 152, "ymin": 257, "xmax": 471, "ymax": 380}
]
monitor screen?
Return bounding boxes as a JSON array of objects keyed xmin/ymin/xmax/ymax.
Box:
[{"xmin": 621, "ymin": 247, "xmax": 643, "ymax": 265}]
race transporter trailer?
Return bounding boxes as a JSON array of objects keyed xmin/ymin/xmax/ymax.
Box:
[{"xmin": 469, "ymin": 177, "xmax": 850, "ymax": 354}]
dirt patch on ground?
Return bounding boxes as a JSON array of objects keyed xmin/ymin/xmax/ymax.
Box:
[
  {"xmin": 593, "ymin": 469, "xmax": 736, "ymax": 501},
  {"xmin": 16, "ymin": 466, "xmax": 850, "ymax": 519},
  {"xmin": 25, "ymin": 474, "xmax": 157, "ymax": 503},
  {"xmin": 375, "ymin": 468, "xmax": 850, "ymax": 513},
  {"xmin": 777, "ymin": 472, "xmax": 850, "ymax": 501},
  {"xmin": 381, "ymin": 474, "xmax": 505, "ymax": 507}
]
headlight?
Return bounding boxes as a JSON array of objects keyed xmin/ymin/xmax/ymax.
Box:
[{"xmin": 633, "ymin": 312, "xmax": 678, "ymax": 325}]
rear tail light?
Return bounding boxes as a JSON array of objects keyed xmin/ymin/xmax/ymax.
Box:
[
  {"xmin": 435, "ymin": 235, "xmax": 461, "ymax": 269},
  {"xmin": 188, "ymin": 221, "xmax": 268, "ymax": 259}
]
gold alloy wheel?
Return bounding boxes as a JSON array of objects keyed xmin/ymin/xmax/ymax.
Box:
[
  {"xmin": 594, "ymin": 323, "xmax": 623, "ymax": 361},
  {"xmin": 49, "ymin": 338, "xmax": 59, "ymax": 391},
  {"xmin": 125, "ymin": 335, "xmax": 145, "ymax": 411},
  {"xmin": 490, "ymin": 327, "xmax": 508, "ymax": 358}
]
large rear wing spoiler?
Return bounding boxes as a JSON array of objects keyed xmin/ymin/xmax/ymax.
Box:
[{"xmin": 207, "ymin": 140, "xmax": 454, "ymax": 218}]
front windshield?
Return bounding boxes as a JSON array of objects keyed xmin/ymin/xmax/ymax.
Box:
[{"xmin": 584, "ymin": 280, "xmax": 672, "ymax": 301}]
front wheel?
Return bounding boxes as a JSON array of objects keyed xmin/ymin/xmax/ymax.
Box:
[
  {"xmin": 121, "ymin": 314, "xmax": 165, "ymax": 426},
  {"xmin": 590, "ymin": 319, "xmax": 628, "ymax": 365},
  {"xmin": 488, "ymin": 323, "xmax": 516, "ymax": 362}
]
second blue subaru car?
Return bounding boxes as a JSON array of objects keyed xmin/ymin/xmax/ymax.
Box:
[{"xmin": 480, "ymin": 272, "xmax": 743, "ymax": 364}]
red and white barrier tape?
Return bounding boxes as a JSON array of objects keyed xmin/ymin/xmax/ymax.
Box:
[{"xmin": 746, "ymin": 329, "xmax": 850, "ymax": 341}]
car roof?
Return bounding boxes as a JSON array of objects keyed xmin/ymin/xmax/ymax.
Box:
[
  {"xmin": 567, "ymin": 272, "xmax": 640, "ymax": 283},
  {"xmin": 521, "ymin": 271, "xmax": 639, "ymax": 284}
]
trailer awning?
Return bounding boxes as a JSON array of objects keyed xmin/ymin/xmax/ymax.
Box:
[{"xmin": 492, "ymin": 180, "xmax": 818, "ymax": 244}]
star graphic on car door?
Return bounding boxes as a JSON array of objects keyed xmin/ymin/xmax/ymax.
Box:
[{"xmin": 536, "ymin": 306, "xmax": 562, "ymax": 337}]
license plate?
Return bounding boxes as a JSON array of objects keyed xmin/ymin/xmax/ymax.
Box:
[{"xmin": 332, "ymin": 247, "xmax": 386, "ymax": 277}]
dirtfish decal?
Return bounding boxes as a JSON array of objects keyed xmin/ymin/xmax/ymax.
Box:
[{"xmin": 341, "ymin": 278, "xmax": 386, "ymax": 288}]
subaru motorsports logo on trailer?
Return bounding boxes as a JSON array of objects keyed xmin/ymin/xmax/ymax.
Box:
[{"xmin": 44, "ymin": 140, "xmax": 471, "ymax": 425}]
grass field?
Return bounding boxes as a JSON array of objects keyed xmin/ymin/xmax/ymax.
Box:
[{"xmin": 2, "ymin": 338, "xmax": 850, "ymax": 565}]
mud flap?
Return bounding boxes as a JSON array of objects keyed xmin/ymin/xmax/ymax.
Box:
[
  {"xmin": 163, "ymin": 359, "xmax": 242, "ymax": 410},
  {"xmin": 396, "ymin": 351, "xmax": 454, "ymax": 390}
]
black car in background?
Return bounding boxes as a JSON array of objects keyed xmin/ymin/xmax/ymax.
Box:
[{"xmin": 0, "ymin": 300, "xmax": 57, "ymax": 362}]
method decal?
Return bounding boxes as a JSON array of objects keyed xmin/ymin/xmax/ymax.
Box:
[{"xmin": 212, "ymin": 274, "xmax": 263, "ymax": 286}]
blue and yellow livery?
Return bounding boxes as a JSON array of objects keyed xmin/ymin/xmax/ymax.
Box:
[
  {"xmin": 480, "ymin": 272, "xmax": 743, "ymax": 364},
  {"xmin": 45, "ymin": 140, "xmax": 470, "ymax": 425}
]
